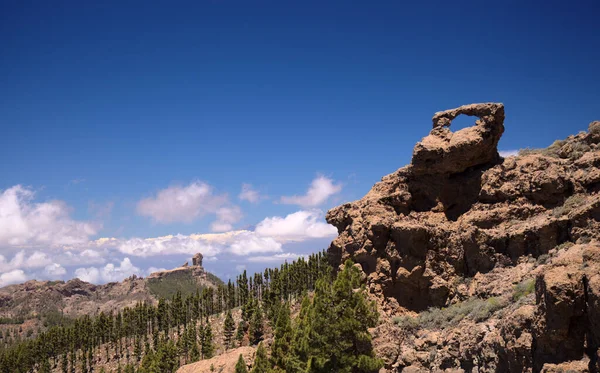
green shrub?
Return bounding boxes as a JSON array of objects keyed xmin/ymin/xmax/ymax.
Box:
[
  {"xmin": 556, "ymin": 241, "xmax": 574, "ymax": 251},
  {"xmin": 519, "ymin": 140, "xmax": 565, "ymax": 158},
  {"xmin": 567, "ymin": 142, "xmax": 591, "ymax": 160},
  {"xmin": 512, "ymin": 279, "xmax": 535, "ymax": 301},
  {"xmin": 394, "ymin": 296, "xmax": 507, "ymax": 330},
  {"xmin": 552, "ymin": 194, "xmax": 586, "ymax": 217},
  {"xmin": 536, "ymin": 254, "xmax": 550, "ymax": 265}
]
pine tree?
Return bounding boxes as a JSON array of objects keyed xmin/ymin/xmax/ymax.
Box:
[
  {"xmin": 201, "ymin": 323, "xmax": 215, "ymax": 359},
  {"xmin": 287, "ymin": 296, "xmax": 311, "ymax": 373},
  {"xmin": 270, "ymin": 302, "xmax": 292, "ymax": 369},
  {"xmin": 189, "ymin": 339, "xmax": 200, "ymax": 362},
  {"xmin": 235, "ymin": 320, "xmax": 245, "ymax": 346},
  {"xmin": 80, "ymin": 350, "xmax": 88, "ymax": 373},
  {"xmin": 248, "ymin": 306, "xmax": 264, "ymax": 345},
  {"xmin": 291, "ymin": 260, "xmax": 382, "ymax": 373},
  {"xmin": 61, "ymin": 352, "xmax": 68, "ymax": 373},
  {"xmin": 235, "ymin": 354, "xmax": 248, "ymax": 373},
  {"xmin": 39, "ymin": 358, "xmax": 51, "ymax": 373},
  {"xmin": 69, "ymin": 349, "xmax": 76, "ymax": 373},
  {"xmin": 223, "ymin": 310, "xmax": 236, "ymax": 349},
  {"xmin": 134, "ymin": 335, "xmax": 142, "ymax": 361},
  {"xmin": 250, "ymin": 342, "xmax": 271, "ymax": 373}
]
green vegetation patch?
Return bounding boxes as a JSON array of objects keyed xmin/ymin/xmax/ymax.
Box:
[
  {"xmin": 519, "ymin": 139, "xmax": 590, "ymax": 160},
  {"xmin": 552, "ymin": 194, "xmax": 587, "ymax": 217},
  {"xmin": 512, "ymin": 278, "xmax": 536, "ymax": 301},
  {"xmin": 147, "ymin": 270, "xmax": 203, "ymax": 299},
  {"xmin": 0, "ymin": 317, "xmax": 25, "ymax": 325},
  {"xmin": 394, "ymin": 296, "xmax": 507, "ymax": 330},
  {"xmin": 519, "ymin": 140, "xmax": 565, "ymax": 158}
]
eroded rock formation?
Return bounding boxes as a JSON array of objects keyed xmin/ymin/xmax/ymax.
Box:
[
  {"xmin": 193, "ymin": 252, "xmax": 203, "ymax": 267},
  {"xmin": 326, "ymin": 103, "xmax": 600, "ymax": 372}
]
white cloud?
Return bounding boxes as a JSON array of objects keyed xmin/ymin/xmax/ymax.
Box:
[
  {"xmin": 499, "ymin": 149, "xmax": 519, "ymax": 158},
  {"xmin": 93, "ymin": 209, "xmax": 332, "ymax": 259},
  {"xmin": 239, "ymin": 184, "xmax": 264, "ymax": 203},
  {"xmin": 280, "ymin": 176, "xmax": 342, "ymax": 207},
  {"xmin": 44, "ymin": 263, "xmax": 67, "ymax": 277},
  {"xmin": 210, "ymin": 206, "xmax": 243, "ymax": 232},
  {"xmin": 227, "ymin": 231, "xmax": 282, "ymax": 255},
  {"xmin": 112, "ymin": 230, "xmax": 281, "ymax": 257},
  {"xmin": 0, "ymin": 250, "xmax": 52, "ymax": 272},
  {"xmin": 101, "ymin": 258, "xmax": 140, "ymax": 282},
  {"xmin": 74, "ymin": 267, "xmax": 100, "ymax": 283},
  {"xmin": 0, "ymin": 185, "xmax": 99, "ymax": 248},
  {"xmin": 116, "ymin": 234, "xmax": 222, "ymax": 258},
  {"xmin": 248, "ymin": 253, "xmax": 303, "ymax": 262},
  {"xmin": 75, "ymin": 258, "xmax": 141, "ymax": 284},
  {"xmin": 137, "ymin": 182, "xmax": 228, "ymax": 224},
  {"xmin": 255, "ymin": 210, "xmax": 337, "ymax": 243},
  {"xmin": 147, "ymin": 267, "xmax": 167, "ymax": 275},
  {"xmin": 235, "ymin": 264, "xmax": 246, "ymax": 273},
  {"xmin": 0, "ymin": 269, "xmax": 28, "ymax": 287}
]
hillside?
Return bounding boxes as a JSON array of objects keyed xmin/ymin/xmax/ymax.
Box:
[
  {"xmin": 326, "ymin": 103, "xmax": 600, "ymax": 372},
  {"xmin": 0, "ymin": 253, "xmax": 221, "ymax": 330}
]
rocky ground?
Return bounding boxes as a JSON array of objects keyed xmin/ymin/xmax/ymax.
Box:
[{"xmin": 326, "ymin": 103, "xmax": 600, "ymax": 372}]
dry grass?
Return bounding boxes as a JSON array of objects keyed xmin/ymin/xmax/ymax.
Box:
[
  {"xmin": 394, "ymin": 296, "xmax": 506, "ymax": 330},
  {"xmin": 552, "ymin": 194, "xmax": 587, "ymax": 217}
]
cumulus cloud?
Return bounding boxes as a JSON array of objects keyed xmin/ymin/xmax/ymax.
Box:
[
  {"xmin": 248, "ymin": 253, "xmax": 303, "ymax": 262},
  {"xmin": 227, "ymin": 232, "xmax": 282, "ymax": 255},
  {"xmin": 210, "ymin": 206, "xmax": 243, "ymax": 232},
  {"xmin": 74, "ymin": 267, "xmax": 100, "ymax": 283},
  {"xmin": 0, "ymin": 185, "xmax": 99, "ymax": 248},
  {"xmin": 110, "ymin": 230, "xmax": 281, "ymax": 257},
  {"xmin": 44, "ymin": 263, "xmax": 67, "ymax": 277},
  {"xmin": 137, "ymin": 182, "xmax": 229, "ymax": 224},
  {"xmin": 0, "ymin": 250, "xmax": 52, "ymax": 272},
  {"xmin": 0, "ymin": 269, "xmax": 28, "ymax": 287},
  {"xmin": 255, "ymin": 210, "xmax": 337, "ymax": 243},
  {"xmin": 239, "ymin": 184, "xmax": 264, "ymax": 203},
  {"xmin": 280, "ymin": 176, "xmax": 342, "ymax": 207},
  {"xmin": 499, "ymin": 149, "xmax": 519, "ymax": 158},
  {"xmin": 75, "ymin": 258, "xmax": 141, "ymax": 284},
  {"xmin": 92, "ymin": 209, "xmax": 332, "ymax": 259},
  {"xmin": 115, "ymin": 234, "xmax": 222, "ymax": 257}
]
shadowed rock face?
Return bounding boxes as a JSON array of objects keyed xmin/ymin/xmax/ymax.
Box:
[
  {"xmin": 192, "ymin": 252, "xmax": 203, "ymax": 267},
  {"xmin": 326, "ymin": 103, "xmax": 600, "ymax": 372}
]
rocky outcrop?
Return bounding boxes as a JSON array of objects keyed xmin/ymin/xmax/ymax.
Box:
[
  {"xmin": 413, "ymin": 103, "xmax": 505, "ymax": 175},
  {"xmin": 533, "ymin": 244, "xmax": 600, "ymax": 372},
  {"xmin": 193, "ymin": 252, "xmax": 203, "ymax": 267},
  {"xmin": 326, "ymin": 103, "xmax": 600, "ymax": 372},
  {"xmin": 147, "ymin": 253, "xmax": 214, "ymax": 284}
]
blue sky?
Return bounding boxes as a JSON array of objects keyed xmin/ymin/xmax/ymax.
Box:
[{"xmin": 1, "ymin": 0, "xmax": 599, "ymax": 285}]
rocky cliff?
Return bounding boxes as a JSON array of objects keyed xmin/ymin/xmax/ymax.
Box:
[{"xmin": 326, "ymin": 103, "xmax": 600, "ymax": 372}]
